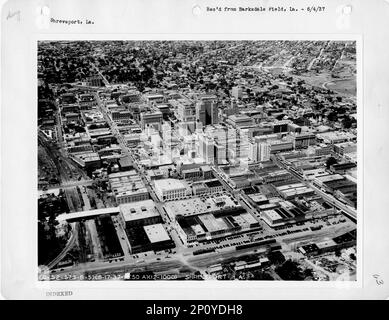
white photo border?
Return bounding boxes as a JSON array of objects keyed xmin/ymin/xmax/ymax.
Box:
[{"xmin": 31, "ymin": 33, "xmax": 363, "ymax": 294}]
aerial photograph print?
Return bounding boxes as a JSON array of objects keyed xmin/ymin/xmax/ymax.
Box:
[{"xmin": 37, "ymin": 40, "xmax": 357, "ymax": 281}]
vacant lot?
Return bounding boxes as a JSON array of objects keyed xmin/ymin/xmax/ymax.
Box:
[{"xmin": 325, "ymin": 78, "xmax": 356, "ymax": 96}]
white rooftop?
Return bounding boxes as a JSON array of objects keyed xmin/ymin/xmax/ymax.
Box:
[
  {"xmin": 120, "ymin": 200, "xmax": 159, "ymax": 222},
  {"xmin": 263, "ymin": 209, "xmax": 283, "ymax": 221},
  {"xmin": 154, "ymin": 178, "xmax": 188, "ymax": 191},
  {"xmin": 164, "ymin": 194, "xmax": 239, "ymax": 217},
  {"xmin": 144, "ymin": 224, "xmax": 171, "ymax": 243}
]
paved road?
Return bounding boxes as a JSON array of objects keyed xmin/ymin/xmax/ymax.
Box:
[
  {"xmin": 46, "ymin": 239, "xmax": 274, "ymax": 280},
  {"xmin": 90, "ymin": 62, "xmax": 110, "ymax": 86},
  {"xmin": 46, "ymin": 258, "xmax": 184, "ymax": 280}
]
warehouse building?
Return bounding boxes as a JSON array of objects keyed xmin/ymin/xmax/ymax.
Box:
[
  {"xmin": 276, "ymin": 183, "xmax": 315, "ymax": 200},
  {"xmin": 109, "ymin": 171, "xmax": 149, "ymax": 204},
  {"xmin": 175, "ymin": 207, "xmax": 261, "ymax": 245},
  {"xmin": 120, "ymin": 199, "xmax": 162, "ymax": 227},
  {"xmin": 153, "ymin": 178, "xmax": 191, "ymax": 201},
  {"xmin": 260, "ymin": 200, "xmax": 308, "ymax": 227},
  {"xmin": 120, "ymin": 200, "xmax": 175, "ymax": 254}
]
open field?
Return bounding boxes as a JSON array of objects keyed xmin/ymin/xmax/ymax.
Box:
[{"xmin": 325, "ymin": 78, "xmax": 356, "ymax": 96}]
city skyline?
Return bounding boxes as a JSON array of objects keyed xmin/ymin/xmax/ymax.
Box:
[{"xmin": 38, "ymin": 40, "xmax": 357, "ymax": 281}]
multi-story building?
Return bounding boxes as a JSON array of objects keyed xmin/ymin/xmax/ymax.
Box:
[
  {"xmin": 306, "ymin": 143, "xmax": 333, "ymax": 156},
  {"xmin": 78, "ymin": 93, "xmax": 97, "ymax": 110},
  {"xmin": 196, "ymin": 95, "xmax": 219, "ymax": 126},
  {"xmin": 144, "ymin": 93, "xmax": 164, "ymax": 105},
  {"xmin": 140, "ymin": 111, "xmax": 163, "ymax": 131},
  {"xmin": 206, "ymin": 125, "xmax": 228, "ymax": 163},
  {"xmin": 64, "ymin": 112, "xmax": 80, "ymax": 123},
  {"xmin": 171, "ymin": 97, "xmax": 196, "ymax": 123},
  {"xmin": 70, "ymin": 152, "xmax": 101, "ymax": 170},
  {"xmin": 175, "ymin": 207, "xmax": 261, "ymax": 245},
  {"xmin": 181, "ymin": 165, "xmax": 213, "ymax": 181},
  {"xmin": 153, "ymin": 178, "xmax": 191, "ymax": 201},
  {"xmin": 292, "ymin": 133, "xmax": 317, "ymax": 149},
  {"xmin": 67, "ymin": 144, "xmax": 94, "ymax": 154},
  {"xmin": 109, "ymin": 171, "xmax": 150, "ymax": 204},
  {"xmin": 226, "ymin": 114, "xmax": 254, "ymax": 128},
  {"xmin": 106, "ymin": 100, "xmax": 122, "ymax": 113},
  {"xmin": 111, "ymin": 110, "xmax": 132, "ymax": 121},
  {"xmin": 120, "ymin": 200, "xmax": 175, "ymax": 254},
  {"xmin": 61, "ymin": 103, "xmax": 79, "ymax": 114},
  {"xmin": 269, "ymin": 140, "xmax": 294, "ymax": 153},
  {"xmin": 333, "ymin": 141, "xmax": 357, "ymax": 155},
  {"xmin": 231, "ymin": 86, "xmax": 244, "ymax": 100},
  {"xmin": 85, "ymin": 76, "xmax": 103, "ymax": 87},
  {"xmin": 120, "ymin": 199, "xmax": 162, "ymax": 227},
  {"xmin": 119, "ymin": 90, "xmax": 141, "ymax": 104},
  {"xmin": 248, "ymin": 139, "xmax": 271, "ymax": 162},
  {"xmin": 317, "ymin": 131, "xmax": 356, "ymax": 144},
  {"xmin": 215, "ymin": 144, "xmax": 227, "ymax": 164},
  {"xmin": 272, "ymin": 120, "xmax": 291, "ymax": 133},
  {"xmin": 288, "ymin": 123, "xmax": 302, "ymax": 133},
  {"xmin": 192, "ymin": 179, "xmax": 224, "ymax": 196},
  {"xmin": 225, "ymin": 98, "xmax": 239, "ymax": 116},
  {"xmin": 198, "ymin": 134, "xmax": 215, "ymax": 164},
  {"xmin": 61, "ymin": 93, "xmax": 77, "ymax": 105}
]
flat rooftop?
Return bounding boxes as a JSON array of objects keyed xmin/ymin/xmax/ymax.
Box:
[
  {"xmin": 263, "ymin": 209, "xmax": 283, "ymax": 221},
  {"xmin": 316, "ymin": 239, "xmax": 338, "ymax": 249},
  {"xmin": 108, "ymin": 170, "xmax": 138, "ymax": 179},
  {"xmin": 204, "ymin": 180, "xmax": 222, "ymax": 188},
  {"xmin": 315, "ymin": 174, "xmax": 345, "ymax": 183},
  {"xmin": 164, "ymin": 194, "xmax": 239, "ymax": 218},
  {"xmin": 120, "ymin": 199, "xmax": 159, "ymax": 222},
  {"xmin": 228, "ymin": 114, "xmax": 253, "ymax": 122},
  {"xmin": 248, "ymin": 193, "xmax": 268, "ymax": 203},
  {"xmin": 191, "ymin": 224, "xmax": 205, "ymax": 235},
  {"xmin": 241, "ymin": 213, "xmax": 258, "ymax": 225},
  {"xmin": 317, "ymin": 131, "xmax": 356, "ymax": 142},
  {"xmin": 154, "ymin": 178, "xmax": 188, "ymax": 191},
  {"xmin": 143, "ymin": 224, "xmax": 171, "ymax": 243},
  {"xmin": 199, "ymin": 214, "xmax": 228, "ymax": 232},
  {"xmin": 109, "ymin": 170, "xmax": 148, "ymax": 196}
]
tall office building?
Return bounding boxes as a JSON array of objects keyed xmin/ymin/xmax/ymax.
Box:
[
  {"xmin": 272, "ymin": 120, "xmax": 291, "ymax": 133},
  {"xmin": 170, "ymin": 97, "xmax": 196, "ymax": 135},
  {"xmin": 212, "ymin": 125, "xmax": 228, "ymax": 164},
  {"xmin": 196, "ymin": 95, "xmax": 219, "ymax": 126},
  {"xmin": 171, "ymin": 97, "xmax": 196, "ymax": 123},
  {"xmin": 231, "ymin": 86, "xmax": 243, "ymax": 100},
  {"xmin": 259, "ymin": 143, "xmax": 271, "ymax": 161},
  {"xmin": 249, "ymin": 137, "xmax": 271, "ymax": 162},
  {"xmin": 140, "ymin": 111, "xmax": 163, "ymax": 131},
  {"xmin": 161, "ymin": 122, "xmax": 173, "ymax": 157},
  {"xmin": 248, "ymin": 141, "xmax": 259, "ymax": 162},
  {"xmin": 198, "ymin": 134, "xmax": 215, "ymax": 164},
  {"xmin": 225, "ymin": 98, "xmax": 239, "ymax": 116},
  {"xmin": 237, "ymin": 128, "xmax": 250, "ymax": 160}
]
